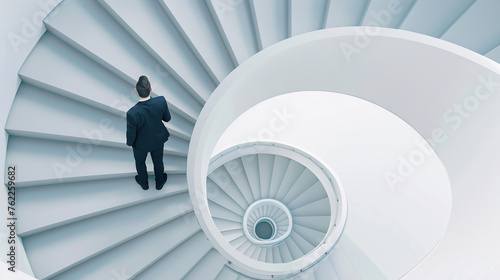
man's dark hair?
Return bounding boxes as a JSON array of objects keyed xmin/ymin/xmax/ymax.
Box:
[{"xmin": 136, "ymin": 76, "xmax": 151, "ymax": 98}]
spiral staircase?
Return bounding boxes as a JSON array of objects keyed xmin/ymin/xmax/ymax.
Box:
[{"xmin": 4, "ymin": 0, "xmax": 500, "ymax": 279}]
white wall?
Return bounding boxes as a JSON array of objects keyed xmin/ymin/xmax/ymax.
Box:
[
  {"xmin": 1, "ymin": 0, "xmax": 62, "ymax": 278},
  {"xmin": 188, "ymin": 27, "xmax": 500, "ymax": 280},
  {"xmin": 213, "ymin": 91, "xmax": 452, "ymax": 279}
]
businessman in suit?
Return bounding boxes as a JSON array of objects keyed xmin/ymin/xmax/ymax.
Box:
[{"xmin": 126, "ymin": 76, "xmax": 171, "ymax": 190}]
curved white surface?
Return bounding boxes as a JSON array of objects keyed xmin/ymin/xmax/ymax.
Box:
[
  {"xmin": 188, "ymin": 27, "xmax": 500, "ymax": 279},
  {"xmin": 214, "ymin": 90, "xmax": 453, "ymax": 279},
  {"xmin": 243, "ymin": 199, "xmax": 293, "ymax": 247},
  {"xmin": 205, "ymin": 142, "xmax": 347, "ymax": 278}
]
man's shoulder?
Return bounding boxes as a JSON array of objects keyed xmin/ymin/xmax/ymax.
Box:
[
  {"xmin": 151, "ymin": 96, "xmax": 168, "ymax": 108},
  {"xmin": 152, "ymin": 96, "xmax": 166, "ymax": 103},
  {"xmin": 126, "ymin": 103, "xmax": 140, "ymax": 115}
]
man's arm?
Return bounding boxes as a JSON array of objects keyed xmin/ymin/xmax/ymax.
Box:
[
  {"xmin": 162, "ymin": 97, "xmax": 171, "ymax": 122},
  {"xmin": 126, "ymin": 111, "xmax": 137, "ymax": 146}
]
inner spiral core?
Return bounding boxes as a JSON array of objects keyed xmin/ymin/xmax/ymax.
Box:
[
  {"xmin": 254, "ymin": 218, "xmax": 275, "ymax": 240},
  {"xmin": 243, "ymin": 199, "xmax": 293, "ymax": 247}
]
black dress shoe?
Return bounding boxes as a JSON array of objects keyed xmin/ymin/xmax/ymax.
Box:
[
  {"xmin": 156, "ymin": 173, "xmax": 167, "ymax": 190},
  {"xmin": 135, "ymin": 175, "xmax": 149, "ymax": 190}
]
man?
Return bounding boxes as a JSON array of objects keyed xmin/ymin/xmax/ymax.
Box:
[{"xmin": 126, "ymin": 76, "xmax": 171, "ymax": 190}]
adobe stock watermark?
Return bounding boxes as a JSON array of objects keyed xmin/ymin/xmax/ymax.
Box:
[
  {"xmin": 111, "ymin": 89, "xmax": 137, "ymax": 114},
  {"xmin": 7, "ymin": 0, "xmax": 63, "ymax": 54},
  {"xmin": 109, "ymin": 267, "xmax": 131, "ymax": 280},
  {"xmin": 211, "ymin": 0, "xmax": 243, "ymax": 21},
  {"xmin": 209, "ymin": 164, "xmax": 238, "ymax": 195},
  {"xmin": 207, "ymin": 155, "xmax": 252, "ymax": 204},
  {"xmin": 340, "ymin": 0, "xmax": 403, "ymax": 63},
  {"xmin": 144, "ymin": 63, "xmax": 172, "ymax": 91},
  {"xmin": 230, "ymin": 106, "xmax": 296, "ymax": 175},
  {"xmin": 244, "ymin": 107, "xmax": 296, "ymax": 148},
  {"xmin": 385, "ymin": 74, "xmax": 500, "ymax": 191},
  {"xmin": 51, "ymin": 118, "xmax": 116, "ymax": 179}
]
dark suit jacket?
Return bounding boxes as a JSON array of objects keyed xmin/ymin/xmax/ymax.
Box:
[{"xmin": 126, "ymin": 96, "xmax": 171, "ymax": 151}]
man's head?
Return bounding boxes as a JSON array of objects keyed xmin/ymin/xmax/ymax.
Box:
[{"xmin": 136, "ymin": 76, "xmax": 151, "ymax": 98}]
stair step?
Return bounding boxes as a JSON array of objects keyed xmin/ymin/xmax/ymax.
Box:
[
  {"xmin": 134, "ymin": 231, "xmax": 213, "ymax": 280},
  {"xmin": 214, "ymin": 217, "xmax": 243, "ymax": 232},
  {"xmin": 291, "ymin": 196, "xmax": 331, "ymax": 217},
  {"xmin": 263, "ymin": 204, "xmax": 274, "ymax": 217},
  {"xmin": 215, "ymin": 266, "xmax": 239, "ymax": 280},
  {"xmin": 289, "ymin": 0, "xmax": 329, "ymax": 37},
  {"xmin": 250, "ymin": 0, "xmax": 288, "ymax": 49},
  {"xmin": 242, "ymin": 241, "xmax": 257, "ymax": 257},
  {"xmin": 277, "ymin": 241, "xmax": 293, "ymax": 262},
  {"xmin": 208, "ymin": 166, "xmax": 250, "ymax": 209},
  {"xmin": 361, "ymin": 0, "xmax": 417, "ymax": 29},
  {"xmin": 268, "ymin": 156, "xmax": 291, "ymax": 199},
  {"xmin": 324, "ymin": 0, "xmax": 370, "ymax": 28},
  {"xmin": 19, "ymin": 33, "xmax": 193, "ymax": 140},
  {"xmin": 183, "ymin": 249, "xmax": 227, "ymax": 280},
  {"xmin": 23, "ymin": 193, "xmax": 192, "ymax": 279},
  {"xmin": 285, "ymin": 235, "xmax": 305, "ymax": 259},
  {"xmin": 399, "ymin": 0, "xmax": 475, "ymax": 38},
  {"xmin": 17, "ymin": 175, "xmax": 188, "ymax": 237},
  {"xmin": 159, "ymin": 0, "xmax": 235, "ymax": 83},
  {"xmin": 293, "ymin": 216, "xmax": 330, "ymax": 233},
  {"xmin": 241, "ymin": 155, "xmax": 262, "ymax": 201},
  {"xmin": 265, "ymin": 247, "xmax": 274, "ymax": 263},
  {"xmin": 220, "ymin": 229, "xmax": 244, "ymax": 243},
  {"xmin": 257, "ymin": 153, "xmax": 274, "ymax": 198},
  {"xmin": 250, "ymin": 246, "xmax": 263, "ymax": 260},
  {"xmin": 272, "ymin": 246, "xmax": 282, "ymax": 263},
  {"xmin": 224, "ymin": 158, "xmax": 256, "ymax": 204},
  {"xmin": 486, "ymin": 44, "xmax": 500, "ymax": 63},
  {"xmin": 289, "ymin": 231, "xmax": 315, "ymax": 253},
  {"xmin": 208, "ymin": 201, "xmax": 243, "ymax": 223},
  {"xmin": 206, "ymin": 0, "xmax": 259, "ymax": 65},
  {"xmin": 51, "ymin": 213, "xmax": 200, "ymax": 280},
  {"xmin": 6, "ymin": 83, "xmax": 188, "ymax": 156},
  {"xmin": 288, "ymin": 185, "xmax": 330, "ymax": 214},
  {"xmin": 293, "ymin": 224, "xmax": 326, "ymax": 247},
  {"xmin": 274, "ymin": 160, "xmax": 305, "ymax": 201},
  {"xmin": 441, "ymin": 0, "xmax": 500, "ymax": 54},
  {"xmin": 207, "ymin": 179, "xmax": 246, "ymax": 216},
  {"xmin": 258, "ymin": 247, "xmax": 268, "ymax": 262},
  {"xmin": 267, "ymin": 204, "xmax": 282, "ymax": 220},
  {"xmin": 236, "ymin": 240, "xmax": 252, "ymax": 254},
  {"xmin": 6, "ymin": 136, "xmax": 186, "ymax": 187},
  {"xmin": 44, "ymin": 0, "xmax": 202, "ymax": 123},
  {"xmin": 281, "ymin": 168, "xmax": 318, "ymax": 205},
  {"xmin": 98, "ymin": 0, "xmax": 215, "ymax": 103},
  {"xmin": 229, "ymin": 235, "xmax": 247, "ymax": 249}
]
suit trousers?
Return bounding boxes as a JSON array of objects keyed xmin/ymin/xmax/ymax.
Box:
[{"xmin": 133, "ymin": 145, "xmax": 164, "ymax": 185}]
